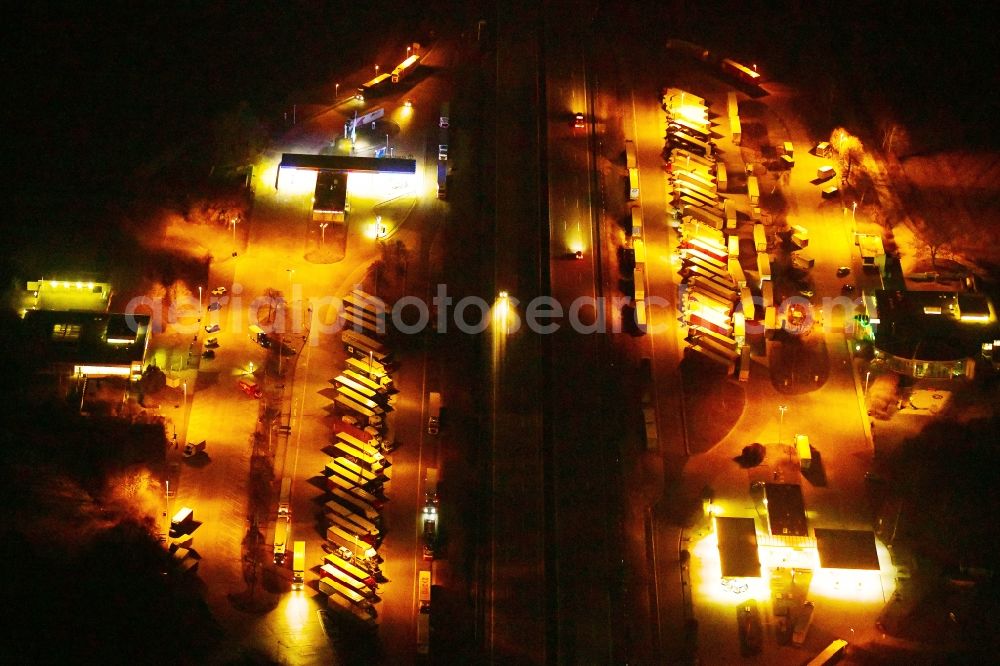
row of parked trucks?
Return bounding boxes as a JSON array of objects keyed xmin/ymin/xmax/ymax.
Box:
[
  {"xmin": 659, "ymin": 87, "xmax": 787, "ymax": 377},
  {"xmin": 313, "ymin": 289, "xmax": 399, "ymax": 624}
]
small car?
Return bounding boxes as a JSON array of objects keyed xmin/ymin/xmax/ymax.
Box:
[
  {"xmin": 207, "ymin": 301, "xmax": 221, "ymax": 312},
  {"xmin": 403, "ymin": 98, "xmax": 413, "ymax": 108},
  {"xmin": 573, "ymin": 112, "xmax": 585, "ymax": 128},
  {"xmin": 439, "ymin": 115, "xmax": 449, "ymax": 129},
  {"xmin": 836, "ymin": 266, "xmax": 851, "ymax": 277},
  {"xmin": 205, "ymin": 337, "xmax": 219, "ymax": 348},
  {"xmin": 205, "ymin": 324, "xmax": 220, "ymax": 334},
  {"xmin": 238, "ymin": 378, "xmax": 262, "ymax": 399},
  {"xmin": 798, "ymin": 288, "xmax": 815, "ymax": 298},
  {"xmin": 842, "ymin": 283, "xmax": 856, "ymax": 294},
  {"xmin": 438, "ymin": 144, "xmax": 448, "ymax": 161},
  {"xmin": 211, "ymin": 286, "xmax": 227, "ymax": 296},
  {"xmin": 341, "ymin": 415, "xmax": 359, "ymax": 426},
  {"xmin": 202, "ymin": 349, "xmax": 215, "ymax": 360}
]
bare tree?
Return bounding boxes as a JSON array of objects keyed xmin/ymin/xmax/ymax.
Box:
[
  {"xmin": 918, "ymin": 216, "xmax": 970, "ymax": 269},
  {"xmin": 830, "ymin": 127, "xmax": 865, "ymax": 185}
]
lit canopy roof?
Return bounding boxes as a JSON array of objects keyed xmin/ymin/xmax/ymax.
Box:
[
  {"xmin": 764, "ymin": 483, "xmax": 808, "ymax": 537},
  {"xmin": 814, "ymin": 529, "xmax": 880, "ymax": 570},
  {"xmin": 278, "ymin": 153, "xmax": 416, "ymax": 175},
  {"xmin": 716, "ymin": 516, "xmax": 761, "ymax": 578}
]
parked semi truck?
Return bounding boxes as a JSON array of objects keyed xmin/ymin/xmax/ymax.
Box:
[
  {"xmin": 437, "ymin": 161, "xmax": 448, "ymax": 199},
  {"xmin": 427, "ymin": 392, "xmax": 441, "ymax": 434},
  {"xmin": 272, "ymin": 514, "xmax": 290, "ymax": 565}
]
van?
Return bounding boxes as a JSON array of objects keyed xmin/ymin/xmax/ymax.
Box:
[
  {"xmin": 169, "ymin": 507, "xmax": 194, "ymax": 538},
  {"xmin": 796, "ymin": 435, "xmax": 812, "ymax": 470}
]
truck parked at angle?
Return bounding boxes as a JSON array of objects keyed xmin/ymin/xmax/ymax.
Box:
[{"xmin": 169, "ymin": 507, "xmax": 195, "ymax": 538}]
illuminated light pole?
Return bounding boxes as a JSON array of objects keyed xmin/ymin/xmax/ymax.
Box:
[
  {"xmin": 407, "ymin": 46, "xmax": 411, "ymax": 57},
  {"xmin": 231, "ymin": 217, "xmax": 239, "ymax": 243},
  {"xmin": 865, "ymin": 371, "xmax": 872, "ymax": 394},
  {"xmin": 335, "ymin": 82, "xmax": 339, "ymax": 98},
  {"xmin": 319, "ymin": 222, "xmax": 329, "ymax": 246},
  {"xmin": 779, "ymin": 403, "xmax": 791, "ymax": 467},
  {"xmin": 777, "ymin": 404, "xmax": 788, "ymax": 446},
  {"xmin": 375, "ymin": 65, "xmax": 379, "ymax": 76},
  {"xmin": 198, "ymin": 286, "xmax": 203, "ymax": 313}
]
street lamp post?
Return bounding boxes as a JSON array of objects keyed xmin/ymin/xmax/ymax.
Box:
[
  {"xmin": 198, "ymin": 286, "xmax": 202, "ymax": 313},
  {"xmin": 319, "ymin": 222, "xmax": 329, "ymax": 246},
  {"xmin": 335, "ymin": 82, "xmax": 339, "ymax": 99},
  {"xmin": 778, "ymin": 404, "xmax": 788, "ymax": 447},
  {"xmin": 231, "ymin": 217, "xmax": 239, "ymax": 244},
  {"xmin": 865, "ymin": 371, "xmax": 872, "ymax": 394},
  {"xmin": 778, "ymin": 404, "xmax": 792, "ymax": 467},
  {"xmin": 375, "ymin": 64, "xmax": 379, "ymax": 76}
]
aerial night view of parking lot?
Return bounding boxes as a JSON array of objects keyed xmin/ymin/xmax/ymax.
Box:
[{"xmin": 4, "ymin": 1, "xmax": 1000, "ymax": 664}]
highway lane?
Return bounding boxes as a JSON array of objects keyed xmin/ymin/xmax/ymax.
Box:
[
  {"xmin": 543, "ymin": 8, "xmax": 618, "ymax": 663},
  {"xmin": 487, "ymin": 5, "xmax": 548, "ymax": 662}
]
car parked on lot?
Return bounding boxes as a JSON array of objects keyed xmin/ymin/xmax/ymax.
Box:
[
  {"xmin": 738, "ymin": 600, "xmax": 763, "ymax": 655},
  {"xmin": 573, "ymin": 112, "xmax": 585, "ymax": 128},
  {"xmin": 842, "ymin": 283, "xmax": 856, "ymax": 294},
  {"xmin": 238, "ymin": 378, "xmax": 262, "ymax": 399},
  {"xmin": 202, "ymin": 349, "xmax": 215, "ymax": 360},
  {"xmin": 211, "ymin": 286, "xmax": 227, "ymax": 296},
  {"xmin": 207, "ymin": 301, "xmax": 221, "ymax": 311},
  {"xmin": 836, "ymin": 266, "xmax": 851, "ymax": 277},
  {"xmin": 205, "ymin": 337, "xmax": 219, "ymax": 348},
  {"xmin": 205, "ymin": 324, "xmax": 220, "ymax": 334}
]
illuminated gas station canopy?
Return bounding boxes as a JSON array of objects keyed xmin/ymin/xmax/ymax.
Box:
[{"xmin": 26, "ymin": 278, "xmax": 112, "ymax": 313}]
